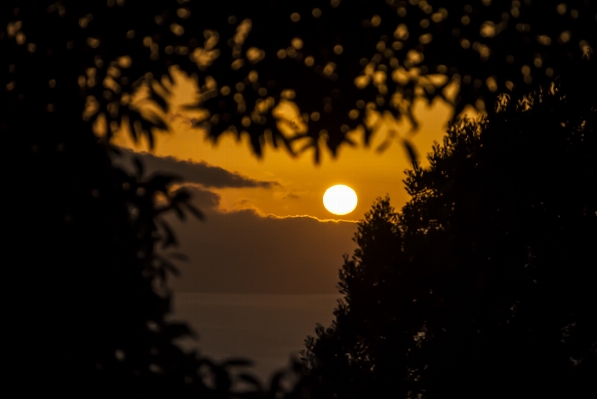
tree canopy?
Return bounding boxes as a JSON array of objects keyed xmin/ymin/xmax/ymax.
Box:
[
  {"xmin": 3, "ymin": 1, "xmax": 596, "ymax": 161},
  {"xmin": 297, "ymin": 76, "xmax": 597, "ymax": 398}
]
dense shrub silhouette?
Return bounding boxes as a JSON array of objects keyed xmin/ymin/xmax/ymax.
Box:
[{"xmin": 298, "ymin": 75, "xmax": 597, "ymax": 398}]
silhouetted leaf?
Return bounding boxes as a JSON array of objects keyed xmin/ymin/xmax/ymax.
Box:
[
  {"xmin": 167, "ymin": 252, "xmax": 189, "ymax": 262},
  {"xmin": 172, "ymin": 203, "xmax": 185, "ymax": 221},
  {"xmin": 221, "ymin": 358, "xmax": 254, "ymax": 368},
  {"xmin": 160, "ymin": 257, "xmax": 181, "ymax": 277},
  {"xmin": 402, "ymin": 139, "xmax": 418, "ymax": 170},
  {"xmin": 237, "ymin": 373, "xmax": 262, "ymax": 387},
  {"xmin": 133, "ymin": 156, "xmax": 144, "ymax": 178},
  {"xmin": 159, "ymin": 220, "xmax": 177, "ymax": 248},
  {"xmin": 171, "ymin": 188, "xmax": 191, "ymax": 203},
  {"xmin": 149, "ymin": 86, "xmax": 169, "ymax": 114},
  {"xmin": 146, "ymin": 112, "xmax": 168, "ymax": 132},
  {"xmin": 146, "ymin": 173, "xmax": 181, "ymax": 193},
  {"xmin": 164, "ymin": 322, "xmax": 195, "ymax": 340},
  {"xmin": 183, "ymin": 202, "xmax": 205, "ymax": 221}
]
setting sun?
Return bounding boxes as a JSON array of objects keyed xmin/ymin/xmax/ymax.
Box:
[{"xmin": 323, "ymin": 185, "xmax": 358, "ymax": 215}]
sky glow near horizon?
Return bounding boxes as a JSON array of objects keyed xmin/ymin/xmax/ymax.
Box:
[
  {"xmin": 112, "ymin": 69, "xmax": 463, "ymax": 221},
  {"xmin": 109, "ymin": 69, "xmax": 474, "ymax": 294}
]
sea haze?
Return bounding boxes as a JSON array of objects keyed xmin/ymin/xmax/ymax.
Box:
[{"xmin": 169, "ymin": 293, "xmax": 341, "ymax": 383}]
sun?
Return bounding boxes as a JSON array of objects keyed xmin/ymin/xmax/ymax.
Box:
[{"xmin": 323, "ymin": 185, "xmax": 358, "ymax": 215}]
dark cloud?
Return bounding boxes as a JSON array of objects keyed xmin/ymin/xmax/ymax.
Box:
[
  {"xmin": 281, "ymin": 191, "xmax": 300, "ymax": 200},
  {"xmin": 183, "ymin": 184, "xmax": 221, "ymax": 209},
  {"xmin": 112, "ymin": 149, "xmax": 357, "ymax": 295},
  {"xmin": 112, "ymin": 147, "xmax": 280, "ymax": 189},
  {"xmin": 162, "ymin": 206, "xmax": 358, "ymax": 295}
]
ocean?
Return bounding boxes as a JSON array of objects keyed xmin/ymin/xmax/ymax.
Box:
[{"xmin": 169, "ymin": 293, "xmax": 342, "ymax": 384}]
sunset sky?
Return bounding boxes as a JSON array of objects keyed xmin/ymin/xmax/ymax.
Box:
[
  {"xmin": 6, "ymin": 1, "xmax": 595, "ymax": 395},
  {"xmin": 112, "ymin": 69, "xmax": 467, "ymax": 294}
]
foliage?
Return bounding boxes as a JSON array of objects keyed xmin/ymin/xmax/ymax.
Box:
[
  {"xmin": 2, "ymin": 1, "xmax": 596, "ymax": 162},
  {"xmin": 1, "ymin": 1, "xmax": 294, "ymax": 397},
  {"xmin": 1, "ymin": 115, "xmax": 292, "ymax": 396},
  {"xmin": 298, "ymin": 75, "xmax": 597, "ymax": 398}
]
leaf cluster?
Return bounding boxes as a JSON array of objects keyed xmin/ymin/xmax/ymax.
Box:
[{"xmin": 3, "ymin": 1, "xmax": 595, "ymax": 163}]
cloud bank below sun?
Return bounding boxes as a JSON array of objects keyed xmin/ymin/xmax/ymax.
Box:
[
  {"xmin": 164, "ymin": 185, "xmax": 358, "ymax": 294},
  {"xmin": 111, "ymin": 148, "xmax": 358, "ymax": 294}
]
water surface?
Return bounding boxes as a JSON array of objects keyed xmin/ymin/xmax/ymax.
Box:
[{"xmin": 169, "ymin": 293, "xmax": 341, "ymax": 383}]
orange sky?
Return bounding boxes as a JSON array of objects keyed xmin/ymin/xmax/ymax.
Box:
[
  {"xmin": 104, "ymin": 69, "xmax": 482, "ymax": 295},
  {"xmin": 113, "ymin": 69, "xmax": 465, "ymax": 221}
]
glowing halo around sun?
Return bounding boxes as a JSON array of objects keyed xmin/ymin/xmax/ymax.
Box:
[{"xmin": 323, "ymin": 185, "xmax": 358, "ymax": 215}]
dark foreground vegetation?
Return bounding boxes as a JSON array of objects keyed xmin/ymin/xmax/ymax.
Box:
[
  {"xmin": 298, "ymin": 79, "xmax": 597, "ymax": 399},
  {"xmin": 2, "ymin": 1, "xmax": 596, "ymax": 398}
]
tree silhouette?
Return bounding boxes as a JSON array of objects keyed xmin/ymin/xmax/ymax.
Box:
[
  {"xmin": 1, "ymin": 1, "xmax": 295, "ymax": 396},
  {"xmin": 2, "ymin": 0, "xmax": 596, "ymax": 397},
  {"xmin": 294, "ymin": 197, "xmax": 407, "ymax": 398},
  {"xmin": 298, "ymin": 76, "xmax": 597, "ymax": 398},
  {"xmin": 2, "ymin": 1, "xmax": 595, "ymax": 161}
]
